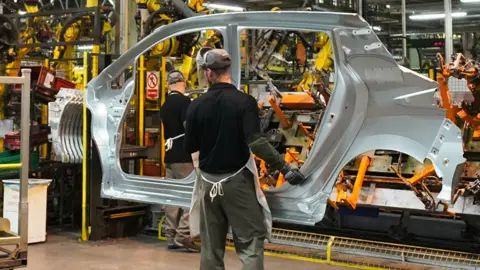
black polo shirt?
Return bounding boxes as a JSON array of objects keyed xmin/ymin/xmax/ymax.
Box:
[
  {"xmin": 184, "ymin": 83, "xmax": 260, "ymax": 174},
  {"xmin": 160, "ymin": 91, "xmax": 192, "ymax": 164}
]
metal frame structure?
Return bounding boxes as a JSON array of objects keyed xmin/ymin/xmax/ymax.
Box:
[
  {"xmin": 85, "ymin": 11, "xmax": 465, "ymax": 226},
  {"xmin": 0, "ymin": 69, "xmax": 31, "ymax": 268},
  {"xmin": 4, "ymin": 7, "xmax": 105, "ymax": 49}
]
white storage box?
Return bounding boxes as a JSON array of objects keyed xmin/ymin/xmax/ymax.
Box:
[{"xmin": 3, "ymin": 179, "xmax": 51, "ymax": 244}]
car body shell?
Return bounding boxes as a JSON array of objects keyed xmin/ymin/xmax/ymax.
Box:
[{"xmin": 86, "ymin": 11, "xmax": 465, "ymax": 226}]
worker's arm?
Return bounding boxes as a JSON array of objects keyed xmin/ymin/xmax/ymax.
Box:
[
  {"xmin": 243, "ymin": 96, "xmax": 305, "ymax": 185},
  {"xmin": 184, "ymin": 101, "xmax": 200, "ymax": 154}
]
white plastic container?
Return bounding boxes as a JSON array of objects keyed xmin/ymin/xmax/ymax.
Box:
[{"xmin": 3, "ymin": 179, "xmax": 52, "ymax": 244}]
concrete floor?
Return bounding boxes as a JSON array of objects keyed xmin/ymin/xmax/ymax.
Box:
[{"xmin": 24, "ymin": 232, "xmax": 348, "ymax": 270}]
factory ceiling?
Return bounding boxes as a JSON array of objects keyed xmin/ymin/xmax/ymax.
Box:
[
  {"xmin": 213, "ymin": 0, "xmax": 480, "ymax": 34},
  {"xmin": 5, "ymin": 0, "xmax": 480, "ymax": 35}
]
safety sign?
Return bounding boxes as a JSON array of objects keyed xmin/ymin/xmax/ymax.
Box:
[{"xmin": 146, "ymin": 71, "xmax": 160, "ymax": 100}]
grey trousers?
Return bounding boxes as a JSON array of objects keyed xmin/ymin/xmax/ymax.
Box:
[
  {"xmin": 165, "ymin": 162, "xmax": 194, "ymax": 241},
  {"xmin": 199, "ymin": 169, "xmax": 266, "ymax": 270}
]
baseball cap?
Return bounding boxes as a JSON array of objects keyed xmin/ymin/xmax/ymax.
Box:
[
  {"xmin": 167, "ymin": 70, "xmax": 185, "ymax": 85},
  {"xmin": 196, "ymin": 48, "xmax": 232, "ymax": 70}
]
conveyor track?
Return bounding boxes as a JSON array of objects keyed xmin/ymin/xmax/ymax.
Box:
[
  {"xmin": 157, "ymin": 214, "xmax": 480, "ymax": 269},
  {"xmin": 225, "ymin": 228, "xmax": 480, "ymax": 270}
]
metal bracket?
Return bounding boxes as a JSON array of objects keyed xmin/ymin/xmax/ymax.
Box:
[
  {"xmin": 364, "ymin": 42, "xmax": 382, "ymax": 51},
  {"xmin": 352, "ymin": 28, "xmax": 372, "ymax": 36}
]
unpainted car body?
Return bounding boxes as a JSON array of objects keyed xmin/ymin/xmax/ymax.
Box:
[{"xmin": 85, "ymin": 11, "xmax": 465, "ymax": 226}]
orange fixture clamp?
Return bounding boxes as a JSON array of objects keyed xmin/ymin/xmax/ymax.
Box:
[
  {"xmin": 280, "ymin": 94, "xmax": 316, "ymax": 109},
  {"xmin": 268, "ymin": 96, "xmax": 291, "ymax": 129}
]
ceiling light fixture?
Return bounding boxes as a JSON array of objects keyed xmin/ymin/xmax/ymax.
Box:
[
  {"xmin": 203, "ymin": 3, "xmax": 244, "ymax": 11},
  {"xmin": 386, "ymin": 4, "xmax": 391, "ymax": 8},
  {"xmin": 78, "ymin": 45, "xmax": 94, "ymax": 51},
  {"xmin": 460, "ymin": 0, "xmax": 480, "ymax": 3},
  {"xmin": 372, "ymin": 26, "xmax": 382, "ymax": 31},
  {"xmin": 409, "ymin": 12, "xmax": 467, "ymax": 20}
]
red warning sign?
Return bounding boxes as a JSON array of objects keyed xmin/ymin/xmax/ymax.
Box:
[{"xmin": 146, "ymin": 71, "xmax": 159, "ymax": 100}]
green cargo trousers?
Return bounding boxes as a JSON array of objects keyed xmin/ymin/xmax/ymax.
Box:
[{"xmin": 199, "ymin": 169, "xmax": 267, "ymax": 270}]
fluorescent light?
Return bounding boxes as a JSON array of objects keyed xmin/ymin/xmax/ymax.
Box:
[
  {"xmin": 409, "ymin": 12, "xmax": 467, "ymax": 20},
  {"xmin": 386, "ymin": 4, "xmax": 391, "ymax": 8},
  {"xmin": 78, "ymin": 45, "xmax": 93, "ymax": 51},
  {"xmin": 204, "ymin": 3, "xmax": 244, "ymax": 11},
  {"xmin": 372, "ymin": 26, "xmax": 382, "ymax": 31},
  {"xmin": 19, "ymin": 11, "xmax": 27, "ymax": 15},
  {"xmin": 461, "ymin": 0, "xmax": 480, "ymax": 3}
]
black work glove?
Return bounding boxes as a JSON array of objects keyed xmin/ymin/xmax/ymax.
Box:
[{"xmin": 280, "ymin": 163, "xmax": 306, "ymax": 185}]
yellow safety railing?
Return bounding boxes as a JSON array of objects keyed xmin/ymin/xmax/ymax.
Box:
[
  {"xmin": 81, "ymin": 51, "xmax": 89, "ymax": 242},
  {"xmin": 0, "ymin": 164, "xmax": 22, "ymax": 170},
  {"xmin": 81, "ymin": 0, "xmax": 101, "ymax": 242},
  {"xmin": 138, "ymin": 55, "xmax": 146, "ymax": 175},
  {"xmin": 160, "ymin": 57, "xmax": 166, "ymax": 176}
]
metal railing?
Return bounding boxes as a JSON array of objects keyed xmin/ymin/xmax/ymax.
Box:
[
  {"xmin": 0, "ymin": 69, "xmax": 31, "ymax": 268},
  {"xmin": 225, "ymin": 228, "xmax": 480, "ymax": 270}
]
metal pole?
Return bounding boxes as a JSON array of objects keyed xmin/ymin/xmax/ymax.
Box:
[
  {"xmin": 358, "ymin": 0, "xmax": 363, "ymax": 17},
  {"xmin": 81, "ymin": 0, "xmax": 99, "ymax": 242},
  {"xmin": 120, "ymin": 0, "xmax": 129, "ymax": 53},
  {"xmin": 19, "ymin": 69, "xmax": 31, "ymax": 250},
  {"xmin": 445, "ymin": 0, "xmax": 453, "ymax": 57},
  {"xmin": 402, "ymin": 0, "xmax": 407, "ymax": 59},
  {"xmin": 462, "ymin": 32, "xmax": 468, "ymax": 54},
  {"xmin": 114, "ymin": 0, "xmax": 121, "ymax": 55}
]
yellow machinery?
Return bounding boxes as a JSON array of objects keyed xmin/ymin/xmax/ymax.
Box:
[
  {"xmin": 0, "ymin": 0, "xmax": 116, "ymax": 244},
  {"xmin": 135, "ymin": 0, "xmax": 218, "ymax": 177},
  {"xmin": 5, "ymin": 4, "xmax": 40, "ymax": 77},
  {"xmin": 51, "ymin": 4, "xmax": 115, "ymax": 81},
  {"xmin": 0, "ymin": 14, "xmax": 19, "ymax": 152}
]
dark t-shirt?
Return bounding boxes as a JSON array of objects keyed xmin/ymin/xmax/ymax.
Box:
[
  {"xmin": 184, "ymin": 83, "xmax": 261, "ymax": 174},
  {"xmin": 160, "ymin": 91, "xmax": 192, "ymax": 164}
]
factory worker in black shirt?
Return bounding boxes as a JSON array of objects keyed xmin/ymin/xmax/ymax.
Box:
[
  {"xmin": 159, "ymin": 70, "xmax": 200, "ymax": 252},
  {"xmin": 184, "ymin": 48, "xmax": 306, "ymax": 270}
]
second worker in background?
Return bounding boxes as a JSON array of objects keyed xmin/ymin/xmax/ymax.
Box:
[{"xmin": 160, "ymin": 70, "xmax": 200, "ymax": 252}]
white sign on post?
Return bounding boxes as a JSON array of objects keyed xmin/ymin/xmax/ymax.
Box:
[
  {"xmin": 146, "ymin": 71, "xmax": 160, "ymax": 100},
  {"xmin": 44, "ymin": 72, "xmax": 55, "ymax": 88}
]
